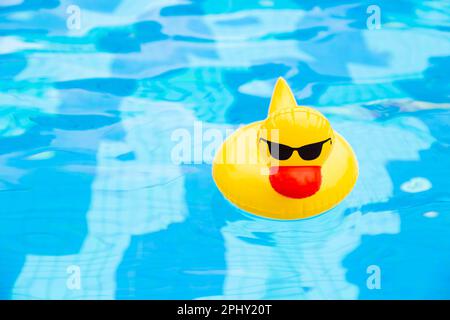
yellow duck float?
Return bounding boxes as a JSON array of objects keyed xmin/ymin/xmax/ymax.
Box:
[{"xmin": 212, "ymin": 77, "xmax": 358, "ymax": 220}]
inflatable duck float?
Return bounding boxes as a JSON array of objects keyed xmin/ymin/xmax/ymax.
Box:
[{"xmin": 212, "ymin": 78, "xmax": 358, "ymax": 220}]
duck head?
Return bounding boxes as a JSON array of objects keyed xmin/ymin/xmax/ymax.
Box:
[{"xmin": 259, "ymin": 78, "xmax": 335, "ymax": 199}]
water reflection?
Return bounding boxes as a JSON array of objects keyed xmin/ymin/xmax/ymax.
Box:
[{"xmin": 11, "ymin": 95, "xmax": 192, "ymax": 300}]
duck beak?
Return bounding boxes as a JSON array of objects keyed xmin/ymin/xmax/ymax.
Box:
[{"xmin": 269, "ymin": 166, "xmax": 321, "ymax": 199}]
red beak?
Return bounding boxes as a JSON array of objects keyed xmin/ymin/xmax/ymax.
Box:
[{"xmin": 269, "ymin": 166, "xmax": 322, "ymax": 199}]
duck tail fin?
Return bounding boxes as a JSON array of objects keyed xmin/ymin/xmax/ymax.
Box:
[{"xmin": 268, "ymin": 77, "xmax": 298, "ymax": 115}]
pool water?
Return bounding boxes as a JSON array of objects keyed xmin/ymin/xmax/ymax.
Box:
[{"xmin": 1, "ymin": 0, "xmax": 449, "ymax": 299}]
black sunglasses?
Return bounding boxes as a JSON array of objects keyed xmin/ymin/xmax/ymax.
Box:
[{"xmin": 260, "ymin": 137, "xmax": 332, "ymax": 161}]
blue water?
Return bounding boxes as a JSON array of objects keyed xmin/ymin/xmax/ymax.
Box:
[{"xmin": 1, "ymin": 0, "xmax": 449, "ymax": 300}]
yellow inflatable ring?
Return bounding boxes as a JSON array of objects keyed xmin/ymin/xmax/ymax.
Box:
[{"xmin": 212, "ymin": 78, "xmax": 358, "ymax": 220}]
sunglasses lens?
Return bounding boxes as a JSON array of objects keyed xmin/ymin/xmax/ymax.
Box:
[
  {"xmin": 267, "ymin": 141, "xmax": 293, "ymax": 160},
  {"xmin": 262, "ymin": 138, "xmax": 331, "ymax": 161},
  {"xmin": 298, "ymin": 141, "xmax": 326, "ymax": 160}
]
